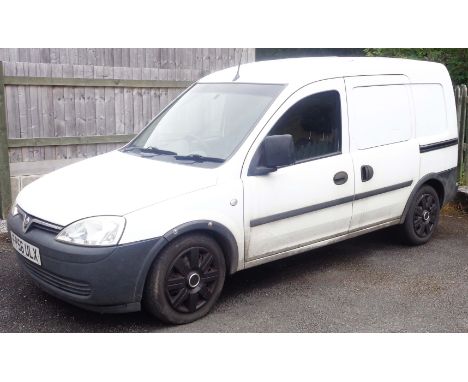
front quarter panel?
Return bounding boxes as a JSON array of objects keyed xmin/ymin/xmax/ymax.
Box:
[{"xmin": 120, "ymin": 180, "xmax": 245, "ymax": 272}]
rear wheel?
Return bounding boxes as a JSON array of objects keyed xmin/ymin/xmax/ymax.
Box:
[
  {"xmin": 401, "ymin": 185, "xmax": 440, "ymax": 245},
  {"xmin": 144, "ymin": 233, "xmax": 226, "ymax": 324}
]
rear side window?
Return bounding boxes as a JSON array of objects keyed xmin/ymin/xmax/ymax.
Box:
[
  {"xmin": 349, "ymin": 85, "xmax": 412, "ymax": 149},
  {"xmin": 268, "ymin": 90, "xmax": 342, "ymax": 162},
  {"xmin": 411, "ymin": 84, "xmax": 447, "ymax": 138}
]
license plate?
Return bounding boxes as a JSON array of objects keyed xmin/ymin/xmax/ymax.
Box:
[{"xmin": 11, "ymin": 231, "xmax": 41, "ymax": 266}]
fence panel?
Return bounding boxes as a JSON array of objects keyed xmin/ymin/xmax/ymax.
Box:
[
  {"xmin": 0, "ymin": 48, "xmax": 243, "ymax": 70},
  {"xmin": 1, "ymin": 63, "xmax": 190, "ymax": 163}
]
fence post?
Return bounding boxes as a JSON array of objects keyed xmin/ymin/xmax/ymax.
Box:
[
  {"xmin": 456, "ymin": 85, "xmax": 467, "ymax": 184},
  {"xmin": 456, "ymin": 86, "xmax": 462, "ymax": 178},
  {"xmin": 0, "ymin": 61, "xmax": 12, "ymax": 219},
  {"xmin": 464, "ymin": 87, "xmax": 468, "ymax": 185}
]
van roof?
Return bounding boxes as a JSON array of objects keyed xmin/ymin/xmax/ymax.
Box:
[{"xmin": 199, "ymin": 57, "xmax": 448, "ymax": 85}]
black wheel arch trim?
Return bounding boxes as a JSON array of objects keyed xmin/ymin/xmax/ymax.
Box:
[
  {"xmin": 163, "ymin": 220, "xmax": 239, "ymax": 275},
  {"xmin": 133, "ymin": 220, "xmax": 239, "ymax": 302},
  {"xmin": 399, "ymin": 167, "xmax": 457, "ymax": 224}
]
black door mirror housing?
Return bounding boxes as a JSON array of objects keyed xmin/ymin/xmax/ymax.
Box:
[
  {"xmin": 250, "ymin": 134, "xmax": 295, "ymax": 175},
  {"xmin": 264, "ymin": 134, "xmax": 295, "ymax": 168}
]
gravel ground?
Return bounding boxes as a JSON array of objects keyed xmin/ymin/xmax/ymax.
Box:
[
  {"xmin": 0, "ymin": 220, "xmax": 6, "ymax": 234},
  {"xmin": 0, "ymin": 213, "xmax": 467, "ymax": 333}
]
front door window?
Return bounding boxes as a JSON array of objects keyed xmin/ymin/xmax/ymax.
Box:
[{"xmin": 267, "ymin": 90, "xmax": 342, "ymax": 163}]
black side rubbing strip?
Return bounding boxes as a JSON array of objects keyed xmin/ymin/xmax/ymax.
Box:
[
  {"xmin": 353, "ymin": 180, "xmax": 413, "ymax": 201},
  {"xmin": 250, "ymin": 195, "xmax": 355, "ymax": 228},
  {"xmin": 419, "ymin": 138, "xmax": 458, "ymax": 153},
  {"xmin": 250, "ymin": 180, "xmax": 413, "ymax": 228}
]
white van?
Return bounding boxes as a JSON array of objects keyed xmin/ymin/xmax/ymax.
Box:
[{"xmin": 7, "ymin": 57, "xmax": 458, "ymax": 324}]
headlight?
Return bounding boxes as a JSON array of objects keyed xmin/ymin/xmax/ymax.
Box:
[{"xmin": 56, "ymin": 216, "xmax": 126, "ymax": 246}]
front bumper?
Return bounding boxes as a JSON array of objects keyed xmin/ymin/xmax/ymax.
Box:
[{"xmin": 7, "ymin": 213, "xmax": 162, "ymax": 313}]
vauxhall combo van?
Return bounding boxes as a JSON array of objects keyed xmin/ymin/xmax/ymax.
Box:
[{"xmin": 7, "ymin": 57, "xmax": 458, "ymax": 324}]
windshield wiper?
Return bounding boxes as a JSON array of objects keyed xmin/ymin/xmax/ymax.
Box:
[
  {"xmin": 121, "ymin": 146, "xmax": 140, "ymax": 152},
  {"xmin": 174, "ymin": 154, "xmax": 225, "ymax": 163},
  {"xmin": 122, "ymin": 146, "xmax": 177, "ymax": 156},
  {"xmin": 141, "ymin": 146, "xmax": 177, "ymax": 155},
  {"xmin": 123, "ymin": 146, "xmax": 224, "ymax": 163}
]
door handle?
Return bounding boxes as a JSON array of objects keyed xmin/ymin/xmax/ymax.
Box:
[
  {"xmin": 333, "ymin": 171, "xmax": 348, "ymax": 185},
  {"xmin": 361, "ymin": 165, "xmax": 374, "ymax": 182}
]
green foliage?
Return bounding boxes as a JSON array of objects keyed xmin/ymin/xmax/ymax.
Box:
[
  {"xmin": 365, "ymin": 49, "xmax": 468, "ymax": 85},
  {"xmin": 256, "ymin": 48, "xmax": 365, "ymax": 61}
]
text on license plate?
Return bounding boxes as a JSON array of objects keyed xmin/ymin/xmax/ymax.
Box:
[{"xmin": 11, "ymin": 231, "xmax": 41, "ymax": 266}]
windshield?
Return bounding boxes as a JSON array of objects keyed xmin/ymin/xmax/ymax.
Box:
[{"xmin": 123, "ymin": 83, "xmax": 284, "ymax": 163}]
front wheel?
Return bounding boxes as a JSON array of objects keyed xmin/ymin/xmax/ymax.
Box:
[
  {"xmin": 144, "ymin": 233, "xmax": 226, "ymax": 324},
  {"xmin": 401, "ymin": 185, "xmax": 440, "ymax": 245}
]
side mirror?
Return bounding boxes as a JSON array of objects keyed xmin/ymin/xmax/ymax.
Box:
[
  {"xmin": 251, "ymin": 134, "xmax": 295, "ymax": 175},
  {"xmin": 264, "ymin": 134, "xmax": 295, "ymax": 168}
]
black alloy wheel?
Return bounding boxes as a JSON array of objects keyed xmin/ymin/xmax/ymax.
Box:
[
  {"xmin": 165, "ymin": 246, "xmax": 220, "ymax": 313},
  {"xmin": 401, "ymin": 185, "xmax": 440, "ymax": 245},
  {"xmin": 144, "ymin": 234, "xmax": 226, "ymax": 324},
  {"xmin": 413, "ymin": 193, "xmax": 438, "ymax": 238}
]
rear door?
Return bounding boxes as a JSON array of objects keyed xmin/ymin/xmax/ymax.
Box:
[{"xmin": 345, "ymin": 76, "xmax": 420, "ymax": 231}]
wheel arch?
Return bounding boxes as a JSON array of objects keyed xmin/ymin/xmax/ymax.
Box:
[
  {"xmin": 162, "ymin": 220, "xmax": 239, "ymax": 275},
  {"xmin": 133, "ymin": 220, "xmax": 239, "ymax": 302},
  {"xmin": 400, "ymin": 168, "xmax": 456, "ymax": 224}
]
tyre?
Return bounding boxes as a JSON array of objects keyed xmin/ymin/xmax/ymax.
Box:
[
  {"xmin": 401, "ymin": 185, "xmax": 441, "ymax": 245},
  {"xmin": 143, "ymin": 233, "xmax": 226, "ymax": 324}
]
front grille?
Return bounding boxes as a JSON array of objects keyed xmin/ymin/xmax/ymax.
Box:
[
  {"xmin": 29, "ymin": 221, "xmax": 62, "ymax": 234},
  {"xmin": 20, "ymin": 257, "xmax": 92, "ymax": 297},
  {"xmin": 18, "ymin": 207, "xmax": 63, "ymax": 235}
]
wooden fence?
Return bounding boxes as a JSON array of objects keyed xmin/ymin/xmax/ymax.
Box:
[
  {"xmin": 455, "ymin": 85, "xmax": 468, "ymax": 185},
  {"xmin": 0, "ymin": 48, "xmax": 255, "ymax": 70},
  {"xmin": 0, "ymin": 49, "xmax": 255, "ymax": 218}
]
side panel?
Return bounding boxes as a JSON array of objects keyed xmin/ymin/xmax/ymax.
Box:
[
  {"xmin": 346, "ymin": 75, "xmax": 420, "ymax": 230},
  {"xmin": 419, "ymin": 145, "xmax": 458, "ymax": 176},
  {"xmin": 411, "ymin": 80, "xmax": 458, "ymax": 178}
]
